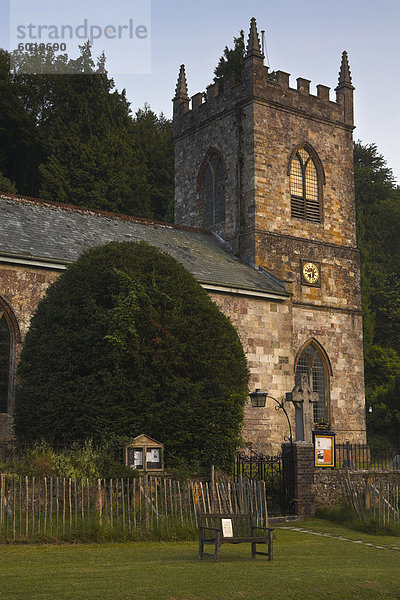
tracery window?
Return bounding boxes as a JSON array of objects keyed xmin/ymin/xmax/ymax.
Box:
[
  {"xmin": 290, "ymin": 147, "xmax": 322, "ymax": 223},
  {"xmin": 0, "ymin": 312, "xmax": 11, "ymax": 413},
  {"xmin": 295, "ymin": 342, "xmax": 330, "ymax": 424},
  {"xmin": 202, "ymin": 152, "xmax": 226, "ymax": 227}
]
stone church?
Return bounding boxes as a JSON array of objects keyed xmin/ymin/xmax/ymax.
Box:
[{"xmin": 0, "ymin": 18, "xmax": 366, "ymax": 452}]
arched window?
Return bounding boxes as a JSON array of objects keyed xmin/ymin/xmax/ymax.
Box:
[
  {"xmin": 295, "ymin": 341, "xmax": 330, "ymax": 424},
  {"xmin": 0, "ymin": 311, "xmax": 11, "ymax": 413},
  {"xmin": 290, "ymin": 146, "xmax": 322, "ymax": 223},
  {"xmin": 202, "ymin": 152, "xmax": 226, "ymax": 227}
]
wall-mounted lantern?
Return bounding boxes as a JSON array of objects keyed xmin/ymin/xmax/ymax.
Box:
[
  {"xmin": 249, "ymin": 388, "xmax": 267, "ymax": 407},
  {"xmin": 249, "ymin": 389, "xmax": 293, "ymax": 444},
  {"xmin": 124, "ymin": 434, "xmax": 164, "ymax": 472}
]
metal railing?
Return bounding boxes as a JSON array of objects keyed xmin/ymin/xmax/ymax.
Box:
[{"xmin": 336, "ymin": 443, "xmax": 400, "ymax": 471}]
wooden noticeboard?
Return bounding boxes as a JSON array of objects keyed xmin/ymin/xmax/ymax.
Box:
[{"xmin": 124, "ymin": 434, "xmax": 164, "ymax": 472}]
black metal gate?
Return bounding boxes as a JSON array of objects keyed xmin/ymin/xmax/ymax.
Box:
[{"xmin": 235, "ymin": 447, "xmax": 295, "ymax": 516}]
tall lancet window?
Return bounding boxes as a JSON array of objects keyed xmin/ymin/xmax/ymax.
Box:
[
  {"xmin": 202, "ymin": 152, "xmax": 226, "ymax": 228},
  {"xmin": 295, "ymin": 341, "xmax": 330, "ymax": 424},
  {"xmin": 290, "ymin": 147, "xmax": 322, "ymax": 223},
  {"xmin": 0, "ymin": 312, "xmax": 11, "ymax": 413}
]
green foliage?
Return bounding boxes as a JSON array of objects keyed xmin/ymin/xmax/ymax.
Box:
[
  {"xmin": 131, "ymin": 104, "xmax": 174, "ymax": 222},
  {"xmin": 0, "ymin": 172, "xmax": 17, "ymax": 194},
  {"xmin": 0, "ymin": 438, "xmax": 136, "ymax": 479},
  {"xmin": 354, "ymin": 141, "xmax": 400, "ymax": 449},
  {"xmin": 15, "ymin": 241, "xmax": 249, "ymax": 471},
  {"xmin": 214, "ymin": 30, "xmax": 246, "ymax": 86},
  {"xmin": 213, "ymin": 29, "xmax": 275, "ymax": 90},
  {"xmin": 315, "ymin": 503, "xmax": 400, "ymax": 537},
  {"xmin": 0, "ymin": 50, "xmax": 42, "ymax": 195},
  {"xmin": 0, "ymin": 44, "xmax": 173, "ymax": 220},
  {"xmin": 0, "ymin": 513, "xmax": 197, "ymax": 545}
]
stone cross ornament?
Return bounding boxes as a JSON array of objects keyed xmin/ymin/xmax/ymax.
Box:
[{"xmin": 288, "ymin": 373, "xmax": 319, "ymax": 442}]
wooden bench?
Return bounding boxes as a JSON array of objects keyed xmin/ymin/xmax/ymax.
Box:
[{"xmin": 198, "ymin": 512, "xmax": 274, "ymax": 562}]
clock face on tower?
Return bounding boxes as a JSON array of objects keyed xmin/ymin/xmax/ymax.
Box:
[{"xmin": 302, "ymin": 261, "xmax": 320, "ymax": 286}]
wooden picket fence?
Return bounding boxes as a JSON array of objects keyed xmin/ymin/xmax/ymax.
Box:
[
  {"xmin": 342, "ymin": 471, "xmax": 400, "ymax": 528},
  {"xmin": 0, "ymin": 474, "xmax": 269, "ymax": 541}
]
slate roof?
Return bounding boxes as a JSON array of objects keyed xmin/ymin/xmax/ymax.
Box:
[{"xmin": 0, "ymin": 194, "xmax": 288, "ymax": 298}]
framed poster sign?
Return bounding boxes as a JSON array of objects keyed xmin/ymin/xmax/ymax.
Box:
[
  {"xmin": 313, "ymin": 432, "xmax": 335, "ymax": 468},
  {"xmin": 126, "ymin": 447, "xmax": 143, "ymax": 469},
  {"xmin": 221, "ymin": 519, "xmax": 233, "ymax": 538},
  {"xmin": 146, "ymin": 447, "xmax": 162, "ymax": 470}
]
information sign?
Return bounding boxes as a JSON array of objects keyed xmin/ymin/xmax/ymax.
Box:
[{"xmin": 313, "ymin": 432, "xmax": 335, "ymax": 468}]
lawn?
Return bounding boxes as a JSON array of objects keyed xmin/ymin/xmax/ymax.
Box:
[{"xmin": 1, "ymin": 521, "xmax": 399, "ymax": 600}]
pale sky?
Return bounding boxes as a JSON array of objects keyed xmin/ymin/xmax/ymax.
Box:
[{"xmin": 1, "ymin": 0, "xmax": 399, "ymax": 182}]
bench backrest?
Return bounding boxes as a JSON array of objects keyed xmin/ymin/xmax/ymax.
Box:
[{"xmin": 199, "ymin": 513, "xmax": 253, "ymax": 538}]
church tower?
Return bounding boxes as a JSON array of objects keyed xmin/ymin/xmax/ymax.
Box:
[{"xmin": 173, "ymin": 18, "xmax": 365, "ymax": 447}]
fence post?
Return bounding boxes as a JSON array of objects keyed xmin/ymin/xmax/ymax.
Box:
[
  {"xmin": 97, "ymin": 479, "xmax": 103, "ymax": 525},
  {"xmin": 0, "ymin": 473, "xmax": 4, "ymax": 526},
  {"xmin": 345, "ymin": 441, "xmax": 351, "ymax": 469},
  {"xmin": 211, "ymin": 465, "xmax": 215, "ymax": 512}
]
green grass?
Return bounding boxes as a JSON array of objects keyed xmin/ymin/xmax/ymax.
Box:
[
  {"xmin": 1, "ymin": 526, "xmax": 399, "ymax": 600},
  {"xmin": 313, "ymin": 504, "xmax": 400, "ymax": 537},
  {"xmin": 284, "ymin": 517, "xmax": 400, "ymax": 550}
]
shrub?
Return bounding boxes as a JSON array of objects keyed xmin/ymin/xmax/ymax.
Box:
[
  {"xmin": 0, "ymin": 439, "xmax": 137, "ymax": 479},
  {"xmin": 15, "ymin": 241, "xmax": 249, "ymax": 471}
]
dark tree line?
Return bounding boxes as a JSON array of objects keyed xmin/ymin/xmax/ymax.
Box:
[
  {"xmin": 0, "ymin": 44, "xmax": 174, "ymax": 221},
  {"xmin": 354, "ymin": 143, "xmax": 400, "ymax": 449}
]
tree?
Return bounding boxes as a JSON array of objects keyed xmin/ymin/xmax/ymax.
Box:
[
  {"xmin": 213, "ymin": 29, "xmax": 275, "ymax": 90},
  {"xmin": 0, "ymin": 50, "xmax": 43, "ymax": 195},
  {"xmin": 131, "ymin": 105, "xmax": 174, "ymax": 222},
  {"xmin": 2, "ymin": 44, "xmax": 174, "ymax": 220},
  {"xmin": 15, "ymin": 43, "xmax": 153, "ymax": 216},
  {"xmin": 14, "ymin": 241, "xmax": 249, "ymax": 471},
  {"xmin": 214, "ymin": 30, "xmax": 246, "ymax": 86},
  {"xmin": 354, "ymin": 141, "xmax": 400, "ymax": 448}
]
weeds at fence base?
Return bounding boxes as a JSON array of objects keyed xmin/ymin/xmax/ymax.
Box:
[
  {"xmin": 315, "ymin": 504, "xmax": 400, "ymax": 537},
  {"xmin": 0, "ymin": 515, "xmax": 198, "ymax": 545}
]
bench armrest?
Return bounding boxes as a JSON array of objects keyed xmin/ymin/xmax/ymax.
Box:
[
  {"xmin": 252, "ymin": 526, "xmax": 274, "ymax": 532},
  {"xmin": 199, "ymin": 526, "xmax": 220, "ymax": 533}
]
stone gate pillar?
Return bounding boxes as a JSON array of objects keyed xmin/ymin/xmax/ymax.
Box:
[{"xmin": 282, "ymin": 441, "xmax": 315, "ymax": 517}]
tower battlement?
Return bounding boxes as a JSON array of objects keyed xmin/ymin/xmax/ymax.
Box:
[{"xmin": 173, "ymin": 19, "xmax": 354, "ymax": 137}]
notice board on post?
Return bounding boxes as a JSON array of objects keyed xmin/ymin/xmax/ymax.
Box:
[
  {"xmin": 313, "ymin": 431, "xmax": 335, "ymax": 468},
  {"xmin": 124, "ymin": 434, "xmax": 164, "ymax": 472}
]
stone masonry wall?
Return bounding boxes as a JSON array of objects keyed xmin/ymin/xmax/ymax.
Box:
[
  {"xmin": 1, "ymin": 265, "xmax": 297, "ymax": 451},
  {"xmin": 253, "ymin": 101, "xmax": 356, "ymax": 252},
  {"xmin": 0, "ymin": 264, "xmax": 60, "ymax": 439},
  {"xmin": 292, "ymin": 305, "xmax": 366, "ymax": 444},
  {"xmin": 210, "ymin": 291, "xmax": 366, "ymax": 453},
  {"xmin": 209, "ymin": 292, "xmax": 295, "ymax": 454},
  {"xmin": 174, "ymin": 97, "xmax": 255, "ymax": 253},
  {"xmin": 314, "ymin": 469, "xmax": 400, "ymax": 508}
]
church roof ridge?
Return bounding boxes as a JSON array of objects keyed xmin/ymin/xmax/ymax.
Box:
[
  {"xmin": 0, "ymin": 193, "xmax": 289, "ymax": 299},
  {"xmin": 0, "ymin": 192, "xmax": 210, "ymax": 235}
]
